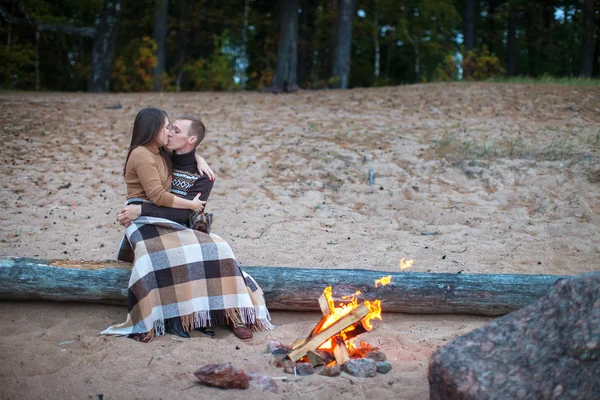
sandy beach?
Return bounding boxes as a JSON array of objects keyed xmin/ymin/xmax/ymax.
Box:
[{"xmin": 1, "ymin": 83, "xmax": 599, "ymax": 399}]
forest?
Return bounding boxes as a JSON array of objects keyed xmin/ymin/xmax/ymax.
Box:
[{"xmin": 0, "ymin": 0, "xmax": 599, "ymax": 92}]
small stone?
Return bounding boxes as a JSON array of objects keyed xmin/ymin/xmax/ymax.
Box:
[
  {"xmin": 266, "ymin": 340, "xmax": 289, "ymax": 353},
  {"xmin": 376, "ymin": 360, "xmax": 393, "ymax": 374},
  {"xmin": 271, "ymin": 348, "xmax": 289, "ymax": 356},
  {"xmin": 315, "ymin": 364, "xmax": 341, "ymax": 377},
  {"xmin": 193, "ymin": 363, "xmax": 249, "ymax": 389},
  {"xmin": 341, "ymin": 358, "xmax": 377, "ymax": 378},
  {"xmin": 247, "ymin": 373, "xmax": 278, "ymax": 393},
  {"xmin": 365, "ymin": 349, "xmax": 387, "ymax": 362},
  {"xmin": 283, "ymin": 360, "xmax": 296, "ymax": 374},
  {"xmin": 295, "ymin": 362, "xmax": 314, "ymax": 376},
  {"xmin": 269, "ymin": 353, "xmax": 288, "ymax": 368}
]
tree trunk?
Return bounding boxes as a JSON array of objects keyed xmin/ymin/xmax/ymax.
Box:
[
  {"xmin": 414, "ymin": 42, "xmax": 420, "ymax": 82},
  {"xmin": 506, "ymin": 2, "xmax": 517, "ymax": 76},
  {"xmin": 464, "ymin": 0, "xmax": 477, "ymax": 50},
  {"xmin": 385, "ymin": 39, "xmax": 393, "ymax": 78},
  {"xmin": 35, "ymin": 30, "xmax": 40, "ymax": 91},
  {"xmin": 487, "ymin": 0, "xmax": 497, "ymax": 54},
  {"xmin": 372, "ymin": 0, "xmax": 380, "ymax": 81},
  {"xmin": 581, "ymin": 0, "xmax": 596, "ymax": 77},
  {"xmin": 175, "ymin": 0, "xmax": 191, "ymax": 93},
  {"xmin": 331, "ymin": 0, "xmax": 355, "ymax": 88},
  {"xmin": 525, "ymin": 2, "xmax": 538, "ymax": 77},
  {"xmin": 0, "ymin": 257, "xmax": 571, "ymax": 316},
  {"xmin": 326, "ymin": 0, "xmax": 339, "ymax": 80},
  {"xmin": 297, "ymin": 0, "xmax": 316, "ymax": 88},
  {"xmin": 88, "ymin": 0, "xmax": 121, "ymax": 92},
  {"xmin": 240, "ymin": 0, "xmax": 250, "ymax": 90},
  {"xmin": 152, "ymin": 0, "xmax": 169, "ymax": 91},
  {"xmin": 268, "ymin": 0, "xmax": 299, "ymax": 92}
]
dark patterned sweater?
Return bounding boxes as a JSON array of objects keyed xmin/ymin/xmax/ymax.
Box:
[{"xmin": 140, "ymin": 150, "xmax": 214, "ymax": 224}]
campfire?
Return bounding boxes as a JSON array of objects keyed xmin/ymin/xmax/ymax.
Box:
[{"xmin": 271, "ymin": 259, "xmax": 413, "ymax": 377}]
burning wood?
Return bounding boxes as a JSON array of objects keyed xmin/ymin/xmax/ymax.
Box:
[
  {"xmin": 288, "ymin": 303, "xmax": 370, "ymax": 362},
  {"xmin": 275, "ymin": 260, "xmax": 413, "ymax": 377}
]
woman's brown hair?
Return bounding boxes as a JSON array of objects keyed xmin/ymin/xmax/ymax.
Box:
[{"xmin": 123, "ymin": 108, "xmax": 172, "ymax": 177}]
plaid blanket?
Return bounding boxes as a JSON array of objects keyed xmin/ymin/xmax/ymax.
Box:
[{"xmin": 102, "ymin": 210, "xmax": 274, "ymax": 337}]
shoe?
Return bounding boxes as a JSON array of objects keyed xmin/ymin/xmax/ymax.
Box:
[
  {"xmin": 165, "ymin": 318, "xmax": 190, "ymax": 338},
  {"xmin": 195, "ymin": 326, "xmax": 215, "ymax": 337},
  {"xmin": 228, "ymin": 320, "xmax": 253, "ymax": 340}
]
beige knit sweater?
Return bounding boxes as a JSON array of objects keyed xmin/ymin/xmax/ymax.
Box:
[{"xmin": 124, "ymin": 143, "xmax": 175, "ymax": 208}]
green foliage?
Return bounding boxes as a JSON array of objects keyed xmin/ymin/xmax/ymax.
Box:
[
  {"xmin": 112, "ymin": 37, "xmax": 157, "ymax": 92},
  {"xmin": 1, "ymin": 0, "xmax": 599, "ymax": 91},
  {"xmin": 0, "ymin": 44, "xmax": 36, "ymax": 89},
  {"xmin": 435, "ymin": 54, "xmax": 459, "ymax": 81},
  {"xmin": 462, "ymin": 47, "xmax": 505, "ymax": 81},
  {"xmin": 397, "ymin": 0, "xmax": 462, "ymax": 83},
  {"xmin": 182, "ymin": 32, "xmax": 237, "ymax": 91}
]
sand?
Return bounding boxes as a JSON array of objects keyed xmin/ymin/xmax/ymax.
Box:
[{"xmin": 1, "ymin": 83, "xmax": 599, "ymax": 399}]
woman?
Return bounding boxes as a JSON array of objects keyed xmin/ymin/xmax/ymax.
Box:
[
  {"xmin": 103, "ymin": 108, "xmax": 273, "ymax": 342},
  {"xmin": 123, "ymin": 108, "xmax": 206, "ymax": 213}
]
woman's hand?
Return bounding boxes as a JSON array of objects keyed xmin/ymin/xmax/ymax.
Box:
[
  {"xmin": 195, "ymin": 154, "xmax": 216, "ymax": 181},
  {"xmin": 117, "ymin": 205, "xmax": 142, "ymax": 228},
  {"xmin": 190, "ymin": 192, "xmax": 207, "ymax": 213}
]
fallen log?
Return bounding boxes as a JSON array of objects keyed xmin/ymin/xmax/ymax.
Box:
[{"xmin": 0, "ymin": 257, "xmax": 567, "ymax": 316}]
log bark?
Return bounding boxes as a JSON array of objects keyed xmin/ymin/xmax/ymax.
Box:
[{"xmin": 0, "ymin": 257, "xmax": 566, "ymax": 316}]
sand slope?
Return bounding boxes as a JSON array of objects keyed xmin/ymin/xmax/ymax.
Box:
[{"xmin": 1, "ymin": 83, "xmax": 599, "ymax": 399}]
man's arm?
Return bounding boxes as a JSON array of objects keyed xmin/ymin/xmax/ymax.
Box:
[{"xmin": 139, "ymin": 174, "xmax": 214, "ymax": 223}]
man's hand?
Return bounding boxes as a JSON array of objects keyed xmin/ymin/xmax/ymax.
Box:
[
  {"xmin": 116, "ymin": 205, "xmax": 142, "ymax": 228},
  {"xmin": 195, "ymin": 154, "xmax": 216, "ymax": 181}
]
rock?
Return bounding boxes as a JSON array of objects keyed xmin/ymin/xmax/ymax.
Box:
[
  {"xmin": 269, "ymin": 352, "xmax": 288, "ymax": 368},
  {"xmin": 429, "ymin": 272, "xmax": 600, "ymax": 400},
  {"xmin": 365, "ymin": 348, "xmax": 387, "ymax": 362},
  {"xmin": 314, "ymin": 364, "xmax": 341, "ymax": 377},
  {"xmin": 194, "ymin": 363, "xmax": 249, "ymax": 390},
  {"xmin": 283, "ymin": 360, "xmax": 295, "ymax": 374},
  {"xmin": 283, "ymin": 361, "xmax": 314, "ymax": 375},
  {"xmin": 271, "ymin": 348, "xmax": 289, "ymax": 356},
  {"xmin": 247, "ymin": 373, "xmax": 278, "ymax": 393},
  {"xmin": 376, "ymin": 360, "xmax": 392, "ymax": 374},
  {"xmin": 295, "ymin": 362, "xmax": 314, "ymax": 376},
  {"xmin": 341, "ymin": 358, "xmax": 377, "ymax": 378},
  {"xmin": 266, "ymin": 340, "xmax": 289, "ymax": 353}
]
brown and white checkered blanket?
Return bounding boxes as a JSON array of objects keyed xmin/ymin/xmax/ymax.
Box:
[{"xmin": 102, "ymin": 213, "xmax": 274, "ymax": 337}]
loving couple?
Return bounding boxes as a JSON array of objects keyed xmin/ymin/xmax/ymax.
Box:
[{"xmin": 101, "ymin": 108, "xmax": 274, "ymax": 342}]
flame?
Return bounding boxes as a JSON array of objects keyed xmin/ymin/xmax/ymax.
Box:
[
  {"xmin": 400, "ymin": 257, "xmax": 414, "ymax": 270},
  {"xmin": 316, "ymin": 286, "xmax": 383, "ymax": 352},
  {"xmin": 319, "ymin": 286, "xmax": 360, "ymax": 331},
  {"xmin": 374, "ymin": 275, "xmax": 392, "ymax": 287}
]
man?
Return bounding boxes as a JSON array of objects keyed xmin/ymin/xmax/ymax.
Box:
[
  {"xmin": 117, "ymin": 116, "xmax": 255, "ymax": 341},
  {"xmin": 118, "ymin": 116, "xmax": 214, "ymax": 228}
]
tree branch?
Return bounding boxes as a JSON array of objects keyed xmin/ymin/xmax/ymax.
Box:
[{"xmin": 0, "ymin": 5, "xmax": 96, "ymax": 37}]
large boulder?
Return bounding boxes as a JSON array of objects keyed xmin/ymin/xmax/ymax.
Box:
[{"xmin": 429, "ymin": 272, "xmax": 599, "ymax": 400}]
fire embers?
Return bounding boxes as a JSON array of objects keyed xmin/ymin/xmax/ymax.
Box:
[{"xmin": 269, "ymin": 278, "xmax": 396, "ymax": 378}]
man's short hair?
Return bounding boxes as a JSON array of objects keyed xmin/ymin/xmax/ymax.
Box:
[{"xmin": 178, "ymin": 116, "xmax": 206, "ymax": 148}]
